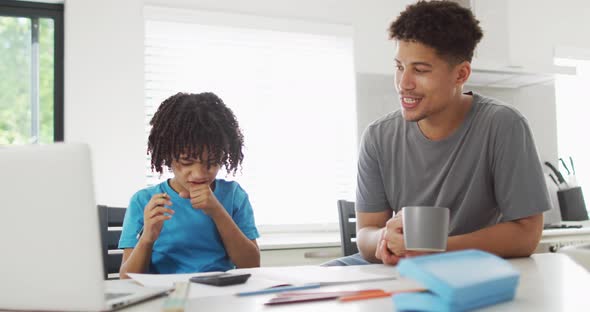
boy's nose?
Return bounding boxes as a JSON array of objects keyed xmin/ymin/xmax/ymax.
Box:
[{"xmin": 189, "ymin": 164, "xmax": 209, "ymax": 179}]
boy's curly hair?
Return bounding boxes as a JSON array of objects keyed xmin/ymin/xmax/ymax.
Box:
[
  {"xmin": 388, "ymin": 0, "xmax": 483, "ymax": 64},
  {"xmin": 147, "ymin": 92, "xmax": 244, "ymax": 175}
]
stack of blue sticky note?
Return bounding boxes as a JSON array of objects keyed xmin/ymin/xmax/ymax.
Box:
[{"xmin": 393, "ymin": 249, "xmax": 520, "ymax": 312}]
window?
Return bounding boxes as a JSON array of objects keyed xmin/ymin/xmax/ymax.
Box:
[
  {"xmin": 0, "ymin": 0, "xmax": 63, "ymax": 144},
  {"xmin": 144, "ymin": 7, "xmax": 357, "ymax": 231},
  {"xmin": 555, "ymin": 57, "xmax": 590, "ymax": 214}
]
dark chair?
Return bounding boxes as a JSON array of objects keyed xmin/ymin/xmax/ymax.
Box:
[
  {"xmin": 337, "ymin": 200, "xmax": 359, "ymax": 256},
  {"xmin": 98, "ymin": 205, "xmax": 127, "ymax": 280}
]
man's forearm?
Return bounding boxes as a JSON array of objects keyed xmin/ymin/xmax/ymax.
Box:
[
  {"xmin": 356, "ymin": 226, "xmax": 385, "ymax": 263},
  {"xmin": 447, "ymin": 214, "xmax": 543, "ymax": 258}
]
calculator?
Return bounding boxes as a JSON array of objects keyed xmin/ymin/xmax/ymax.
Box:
[{"xmin": 189, "ymin": 273, "xmax": 251, "ymax": 286}]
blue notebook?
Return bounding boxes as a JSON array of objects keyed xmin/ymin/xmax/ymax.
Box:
[{"xmin": 394, "ymin": 249, "xmax": 520, "ymax": 311}]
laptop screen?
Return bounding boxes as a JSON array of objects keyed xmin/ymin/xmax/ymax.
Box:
[{"xmin": 0, "ymin": 143, "xmax": 105, "ymax": 311}]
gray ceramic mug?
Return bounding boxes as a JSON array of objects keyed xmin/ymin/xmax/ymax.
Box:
[{"xmin": 402, "ymin": 206, "xmax": 450, "ymax": 252}]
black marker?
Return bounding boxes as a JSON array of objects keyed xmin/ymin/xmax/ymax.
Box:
[
  {"xmin": 136, "ymin": 193, "xmax": 169, "ymax": 240},
  {"xmin": 136, "ymin": 226, "xmax": 143, "ymax": 240}
]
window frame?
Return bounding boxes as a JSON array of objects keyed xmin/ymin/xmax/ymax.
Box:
[{"xmin": 0, "ymin": 0, "xmax": 64, "ymax": 141}]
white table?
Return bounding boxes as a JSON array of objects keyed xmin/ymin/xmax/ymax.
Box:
[{"xmin": 117, "ymin": 253, "xmax": 590, "ymax": 311}]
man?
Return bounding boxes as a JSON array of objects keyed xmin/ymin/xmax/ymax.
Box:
[{"xmin": 326, "ymin": 1, "xmax": 551, "ymax": 266}]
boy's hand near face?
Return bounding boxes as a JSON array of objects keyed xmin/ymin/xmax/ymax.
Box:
[
  {"xmin": 180, "ymin": 184, "xmax": 224, "ymax": 217},
  {"xmin": 142, "ymin": 193, "xmax": 174, "ymax": 244}
]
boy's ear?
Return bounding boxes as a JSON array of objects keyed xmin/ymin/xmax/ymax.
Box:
[{"xmin": 455, "ymin": 61, "xmax": 471, "ymax": 85}]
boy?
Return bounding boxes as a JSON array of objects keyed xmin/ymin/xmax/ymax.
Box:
[{"xmin": 119, "ymin": 92, "xmax": 260, "ymax": 277}]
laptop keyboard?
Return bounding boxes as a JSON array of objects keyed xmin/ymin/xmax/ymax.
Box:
[{"xmin": 105, "ymin": 292, "xmax": 132, "ymax": 301}]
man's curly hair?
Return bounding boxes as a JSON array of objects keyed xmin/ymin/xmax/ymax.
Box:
[
  {"xmin": 147, "ymin": 92, "xmax": 244, "ymax": 175},
  {"xmin": 389, "ymin": 0, "xmax": 483, "ymax": 64}
]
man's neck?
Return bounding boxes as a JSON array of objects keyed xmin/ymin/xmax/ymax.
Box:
[{"xmin": 417, "ymin": 93, "xmax": 473, "ymax": 141}]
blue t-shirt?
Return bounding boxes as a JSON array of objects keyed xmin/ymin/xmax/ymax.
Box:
[{"xmin": 118, "ymin": 179, "xmax": 259, "ymax": 274}]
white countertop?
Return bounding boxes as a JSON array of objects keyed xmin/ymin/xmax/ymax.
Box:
[
  {"xmin": 258, "ymin": 220, "xmax": 590, "ymax": 250},
  {"xmin": 258, "ymin": 231, "xmax": 340, "ymax": 250},
  {"xmin": 541, "ymin": 220, "xmax": 590, "ymax": 237}
]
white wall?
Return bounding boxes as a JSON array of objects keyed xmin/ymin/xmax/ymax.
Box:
[
  {"xmin": 65, "ymin": 0, "xmax": 145, "ymax": 206},
  {"xmin": 64, "ymin": 0, "xmax": 584, "ymax": 205},
  {"xmin": 514, "ymin": 83, "xmax": 558, "ymax": 164},
  {"xmin": 468, "ymin": 84, "xmax": 558, "ymax": 164},
  {"xmin": 350, "ymin": 0, "xmax": 412, "ymax": 74},
  {"xmin": 355, "ymin": 73, "xmax": 397, "ymax": 144}
]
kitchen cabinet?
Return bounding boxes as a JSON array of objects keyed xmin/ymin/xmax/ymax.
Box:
[{"xmin": 467, "ymin": 0, "xmax": 575, "ymax": 87}]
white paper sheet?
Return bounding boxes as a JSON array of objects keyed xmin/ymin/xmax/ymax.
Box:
[
  {"xmin": 229, "ymin": 263, "xmax": 398, "ymax": 285},
  {"xmin": 128, "ymin": 264, "xmax": 399, "ymax": 298},
  {"xmin": 127, "ymin": 272, "xmax": 284, "ymax": 298}
]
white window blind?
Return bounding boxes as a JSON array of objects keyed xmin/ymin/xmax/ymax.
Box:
[{"xmin": 144, "ymin": 8, "xmax": 357, "ymax": 230}]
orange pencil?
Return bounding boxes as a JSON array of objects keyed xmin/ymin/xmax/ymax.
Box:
[{"xmin": 339, "ymin": 288, "xmax": 427, "ymax": 302}]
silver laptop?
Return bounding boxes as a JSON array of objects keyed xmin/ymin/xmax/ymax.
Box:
[{"xmin": 0, "ymin": 143, "xmax": 169, "ymax": 311}]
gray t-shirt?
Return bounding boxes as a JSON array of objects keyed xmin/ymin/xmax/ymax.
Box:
[{"xmin": 356, "ymin": 92, "xmax": 551, "ymax": 236}]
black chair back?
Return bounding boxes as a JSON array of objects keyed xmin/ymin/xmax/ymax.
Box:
[
  {"xmin": 98, "ymin": 205, "xmax": 126, "ymax": 279},
  {"xmin": 337, "ymin": 200, "xmax": 358, "ymax": 256}
]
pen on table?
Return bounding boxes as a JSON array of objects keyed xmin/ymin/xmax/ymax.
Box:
[
  {"xmin": 339, "ymin": 288, "xmax": 427, "ymax": 302},
  {"xmin": 264, "ymin": 290, "xmax": 384, "ymax": 305},
  {"xmin": 339, "ymin": 291, "xmax": 393, "ymax": 302},
  {"xmin": 277, "ymin": 289, "xmax": 382, "ymax": 297},
  {"xmin": 236, "ymin": 283, "xmax": 321, "ymax": 296},
  {"xmin": 241, "ymin": 276, "xmax": 396, "ymax": 297}
]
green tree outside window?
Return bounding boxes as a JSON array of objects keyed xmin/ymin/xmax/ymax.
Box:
[{"xmin": 0, "ymin": 15, "xmax": 54, "ymax": 144}]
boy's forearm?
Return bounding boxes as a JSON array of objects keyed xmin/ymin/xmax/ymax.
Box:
[
  {"xmin": 119, "ymin": 240, "xmax": 153, "ymax": 279},
  {"xmin": 228, "ymin": 239, "xmax": 260, "ymax": 268},
  {"xmin": 212, "ymin": 210, "xmax": 261, "ymax": 268}
]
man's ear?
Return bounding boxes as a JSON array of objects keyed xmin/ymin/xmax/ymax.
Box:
[{"xmin": 455, "ymin": 61, "xmax": 471, "ymax": 86}]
